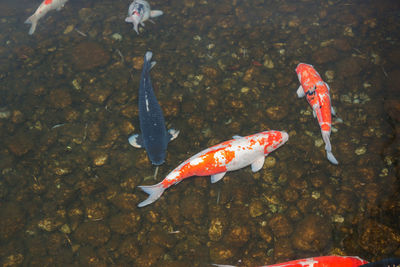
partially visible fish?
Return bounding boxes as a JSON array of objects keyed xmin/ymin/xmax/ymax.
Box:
[
  {"xmin": 263, "ymin": 256, "xmax": 368, "ymax": 267},
  {"xmin": 137, "ymin": 130, "xmax": 288, "ymax": 207},
  {"xmin": 213, "ymin": 255, "xmax": 368, "ymax": 267},
  {"xmin": 25, "ymin": 0, "xmax": 68, "ymax": 35},
  {"xmin": 129, "ymin": 51, "xmax": 179, "ymax": 166},
  {"xmin": 214, "ymin": 256, "xmax": 400, "ymax": 267},
  {"xmin": 125, "ymin": 0, "xmax": 163, "ymax": 34},
  {"xmin": 296, "ymin": 63, "xmax": 339, "ymax": 165}
]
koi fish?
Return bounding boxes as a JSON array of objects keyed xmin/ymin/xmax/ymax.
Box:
[
  {"xmin": 213, "ymin": 256, "xmax": 400, "ymax": 267},
  {"xmin": 25, "ymin": 0, "xmax": 68, "ymax": 35},
  {"xmin": 125, "ymin": 0, "xmax": 163, "ymax": 34},
  {"xmin": 137, "ymin": 130, "xmax": 289, "ymax": 207},
  {"xmin": 263, "ymin": 256, "xmax": 368, "ymax": 267},
  {"xmin": 296, "ymin": 63, "xmax": 338, "ymax": 165},
  {"xmin": 129, "ymin": 52, "xmax": 179, "ymax": 166}
]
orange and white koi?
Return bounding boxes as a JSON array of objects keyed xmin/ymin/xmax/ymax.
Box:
[
  {"xmin": 137, "ymin": 130, "xmax": 288, "ymax": 207},
  {"xmin": 296, "ymin": 63, "xmax": 338, "ymax": 165},
  {"xmin": 25, "ymin": 0, "xmax": 68, "ymax": 35}
]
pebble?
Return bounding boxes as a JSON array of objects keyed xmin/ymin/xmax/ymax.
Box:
[
  {"xmin": 355, "ymin": 146, "xmax": 367, "ymax": 155},
  {"xmin": 64, "ymin": 25, "xmax": 74, "ymax": 34},
  {"xmin": 72, "ymin": 79, "xmax": 81, "ymax": 90},
  {"xmin": 263, "ymin": 55, "xmax": 274, "ymax": 69},
  {"xmin": 207, "ymin": 43, "xmax": 215, "ymax": 49},
  {"xmin": 241, "ymin": 87, "xmax": 250, "ymax": 93},
  {"xmin": 0, "ymin": 108, "xmax": 11, "ymax": 119},
  {"xmin": 111, "ymin": 33, "xmax": 122, "ymax": 41},
  {"xmin": 343, "ymin": 26, "xmax": 354, "ymax": 37},
  {"xmin": 314, "ymin": 138, "xmax": 324, "ymax": 147},
  {"xmin": 311, "ymin": 191, "xmax": 320, "ymax": 199},
  {"xmin": 300, "ymin": 109, "xmax": 312, "ymax": 116},
  {"xmin": 60, "ymin": 224, "xmax": 71, "ymax": 234},
  {"xmin": 332, "ymin": 214, "xmax": 344, "ymax": 223},
  {"xmin": 324, "ymin": 70, "xmax": 335, "ymax": 81},
  {"xmin": 264, "ymin": 156, "xmax": 276, "ymax": 168}
]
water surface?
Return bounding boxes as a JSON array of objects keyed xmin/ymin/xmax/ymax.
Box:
[{"xmin": 0, "ymin": 0, "xmax": 399, "ymax": 266}]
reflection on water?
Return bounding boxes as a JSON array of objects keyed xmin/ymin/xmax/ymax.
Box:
[{"xmin": 0, "ymin": 0, "xmax": 399, "ymax": 266}]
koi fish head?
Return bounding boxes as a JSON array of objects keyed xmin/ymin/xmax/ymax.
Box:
[
  {"xmin": 296, "ymin": 62, "xmax": 314, "ymax": 75},
  {"xmin": 126, "ymin": 1, "xmax": 146, "ymax": 34},
  {"xmin": 296, "ymin": 63, "xmax": 315, "ymax": 83},
  {"xmin": 262, "ymin": 131, "xmax": 289, "ymax": 154},
  {"xmin": 147, "ymin": 147, "xmax": 166, "ymax": 165},
  {"xmin": 296, "ymin": 63, "xmax": 323, "ymax": 94}
]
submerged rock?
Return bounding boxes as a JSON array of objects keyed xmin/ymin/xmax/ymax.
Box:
[
  {"xmin": 337, "ymin": 57, "xmax": 365, "ymax": 78},
  {"xmin": 109, "ymin": 212, "xmax": 141, "ymax": 234},
  {"xmin": 266, "ymin": 106, "xmax": 288, "ymax": 121},
  {"xmin": 209, "ymin": 217, "xmax": 226, "ymax": 241},
  {"xmin": 209, "ymin": 243, "xmax": 235, "ymax": 263},
  {"xmin": 49, "ymin": 89, "xmax": 72, "ymax": 109},
  {"xmin": 0, "ymin": 203, "xmax": 25, "ymax": 241},
  {"xmin": 225, "ymin": 225, "xmax": 250, "ymax": 247},
  {"xmin": 73, "ymin": 221, "xmax": 110, "ymax": 246},
  {"xmin": 119, "ymin": 236, "xmax": 139, "ymax": 260},
  {"xmin": 312, "ymin": 47, "xmax": 339, "ymax": 64},
  {"xmin": 358, "ymin": 219, "xmax": 400, "ymax": 255},
  {"xmin": 72, "ymin": 42, "xmax": 110, "ymax": 71},
  {"xmin": 268, "ymin": 214, "xmax": 293, "ymax": 237},
  {"xmin": 292, "ymin": 214, "xmax": 331, "ymax": 252},
  {"xmin": 7, "ymin": 130, "xmax": 34, "ymax": 156}
]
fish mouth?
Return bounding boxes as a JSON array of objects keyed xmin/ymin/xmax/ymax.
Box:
[{"xmin": 281, "ymin": 131, "xmax": 289, "ymax": 143}]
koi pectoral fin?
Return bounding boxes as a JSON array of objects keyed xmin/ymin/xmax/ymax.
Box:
[
  {"xmin": 331, "ymin": 107, "xmax": 344, "ymax": 123},
  {"xmin": 331, "ymin": 106, "xmax": 336, "ymax": 116},
  {"xmin": 297, "ymin": 85, "xmax": 305, "ymax": 98},
  {"xmin": 150, "ymin": 10, "xmax": 163, "ymax": 18},
  {"xmin": 125, "ymin": 16, "xmax": 134, "ymax": 23},
  {"xmin": 251, "ymin": 156, "xmax": 265, "ymax": 172},
  {"xmin": 168, "ymin": 129, "xmax": 180, "ymax": 142},
  {"xmin": 128, "ymin": 134, "xmax": 143, "ymax": 148},
  {"xmin": 56, "ymin": 5, "xmax": 64, "ymax": 11},
  {"xmin": 211, "ymin": 172, "xmax": 226, "ymax": 183},
  {"xmin": 137, "ymin": 182, "xmax": 165, "ymax": 207}
]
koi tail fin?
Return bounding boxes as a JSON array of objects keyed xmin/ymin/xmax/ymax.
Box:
[
  {"xmin": 322, "ymin": 131, "xmax": 338, "ymax": 165},
  {"xmin": 137, "ymin": 182, "xmax": 165, "ymax": 207},
  {"xmin": 327, "ymin": 150, "xmax": 339, "ymax": 165},
  {"xmin": 25, "ymin": 14, "xmax": 38, "ymax": 35}
]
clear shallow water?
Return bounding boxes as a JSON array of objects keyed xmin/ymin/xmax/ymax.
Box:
[{"xmin": 0, "ymin": 0, "xmax": 399, "ymax": 266}]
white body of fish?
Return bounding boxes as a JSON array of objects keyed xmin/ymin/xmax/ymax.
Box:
[
  {"xmin": 25, "ymin": 0, "xmax": 68, "ymax": 35},
  {"xmin": 125, "ymin": 0, "xmax": 163, "ymax": 34}
]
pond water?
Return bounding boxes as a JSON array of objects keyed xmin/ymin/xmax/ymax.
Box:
[{"xmin": 0, "ymin": 0, "xmax": 399, "ymax": 266}]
